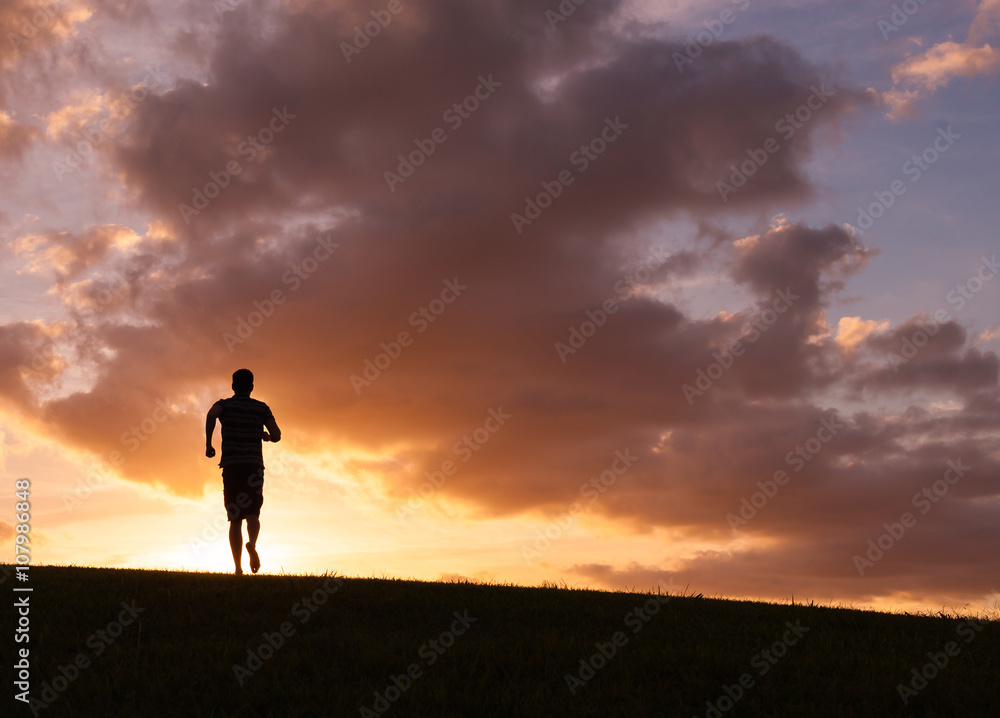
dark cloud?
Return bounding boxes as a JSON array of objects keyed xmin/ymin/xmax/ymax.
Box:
[
  {"xmin": 858, "ymin": 318, "xmax": 1000, "ymax": 395},
  {"xmin": 112, "ymin": 0, "xmax": 871, "ymax": 233},
  {"xmin": 0, "ymin": 322, "xmax": 58, "ymax": 408},
  {"xmin": 1, "ymin": 0, "xmax": 996, "ymax": 606}
]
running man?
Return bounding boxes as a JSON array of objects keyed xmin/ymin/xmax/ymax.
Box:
[{"xmin": 205, "ymin": 368, "xmax": 281, "ymax": 575}]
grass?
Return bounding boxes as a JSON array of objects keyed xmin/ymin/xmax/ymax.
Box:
[{"xmin": 3, "ymin": 565, "xmax": 999, "ymax": 717}]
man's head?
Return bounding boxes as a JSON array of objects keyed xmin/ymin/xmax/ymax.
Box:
[{"xmin": 232, "ymin": 368, "xmax": 254, "ymax": 396}]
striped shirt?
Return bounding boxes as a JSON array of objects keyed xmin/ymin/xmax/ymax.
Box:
[{"xmin": 214, "ymin": 395, "xmax": 275, "ymax": 468}]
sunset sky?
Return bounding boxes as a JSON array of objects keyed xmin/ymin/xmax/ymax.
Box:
[{"xmin": 1, "ymin": 0, "xmax": 999, "ymax": 614}]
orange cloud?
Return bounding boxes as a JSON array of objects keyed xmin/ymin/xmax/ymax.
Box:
[
  {"xmin": 13, "ymin": 225, "xmax": 140, "ymax": 285},
  {"xmin": 891, "ymin": 41, "xmax": 1000, "ymax": 91},
  {"xmin": 0, "ymin": 0, "xmax": 91, "ymax": 69},
  {"xmin": 969, "ymin": 0, "xmax": 1000, "ymax": 45},
  {"xmin": 835, "ymin": 317, "xmax": 890, "ymax": 351},
  {"xmin": 884, "ymin": 0, "xmax": 1000, "ymax": 118}
]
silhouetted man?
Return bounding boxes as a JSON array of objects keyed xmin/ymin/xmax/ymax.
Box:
[{"xmin": 205, "ymin": 369, "xmax": 281, "ymax": 575}]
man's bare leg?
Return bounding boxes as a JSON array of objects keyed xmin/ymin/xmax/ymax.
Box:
[
  {"xmin": 246, "ymin": 516, "xmax": 261, "ymax": 573},
  {"xmin": 229, "ymin": 519, "xmax": 244, "ymax": 575}
]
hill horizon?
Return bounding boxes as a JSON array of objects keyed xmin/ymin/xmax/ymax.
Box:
[{"xmin": 6, "ymin": 565, "xmax": 1000, "ymax": 716}]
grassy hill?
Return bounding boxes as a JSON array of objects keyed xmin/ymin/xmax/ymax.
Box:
[{"xmin": 4, "ymin": 566, "xmax": 999, "ymax": 717}]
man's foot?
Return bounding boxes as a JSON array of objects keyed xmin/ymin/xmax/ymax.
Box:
[
  {"xmin": 246, "ymin": 543, "xmax": 260, "ymax": 574},
  {"xmin": 235, "ymin": 568, "xmax": 243, "ymax": 576}
]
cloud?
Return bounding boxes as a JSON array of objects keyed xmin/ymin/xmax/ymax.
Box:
[
  {"xmin": 13, "ymin": 225, "xmax": 141, "ymax": 285},
  {"xmin": 969, "ymin": 0, "xmax": 1000, "ymax": 45},
  {"xmin": 108, "ymin": 1, "xmax": 870, "ymax": 231},
  {"xmin": 891, "ymin": 41, "xmax": 1000, "ymax": 92},
  {"xmin": 880, "ymin": 88, "xmax": 921, "ymax": 122},
  {"xmin": 43, "ymin": 89, "xmax": 105, "ymax": 140},
  {"xmin": 835, "ymin": 316, "xmax": 890, "ymax": 351},
  {"xmin": 0, "ymin": 1, "xmax": 97, "ymax": 162},
  {"xmin": 0, "ymin": 0, "xmax": 91, "ymax": 70},
  {"xmin": 1, "ymin": 0, "xmax": 997, "ymax": 607},
  {"xmin": 884, "ymin": 0, "xmax": 1000, "ymax": 118},
  {"xmin": 0, "ymin": 111, "xmax": 36, "ymax": 161},
  {"xmin": 855, "ymin": 316, "xmax": 1000, "ymax": 396},
  {"xmin": 3, "ymin": 1, "xmax": 870, "ymax": 487}
]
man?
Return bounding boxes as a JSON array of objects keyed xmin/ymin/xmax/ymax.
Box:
[{"xmin": 205, "ymin": 368, "xmax": 281, "ymax": 575}]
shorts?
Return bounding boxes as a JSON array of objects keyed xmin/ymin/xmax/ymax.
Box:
[{"xmin": 222, "ymin": 464, "xmax": 264, "ymax": 521}]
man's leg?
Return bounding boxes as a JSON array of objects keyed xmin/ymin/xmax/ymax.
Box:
[
  {"xmin": 245, "ymin": 466, "xmax": 264, "ymax": 573},
  {"xmin": 229, "ymin": 519, "xmax": 244, "ymax": 575},
  {"xmin": 247, "ymin": 516, "xmax": 260, "ymax": 547},
  {"xmin": 246, "ymin": 516, "xmax": 260, "ymax": 573}
]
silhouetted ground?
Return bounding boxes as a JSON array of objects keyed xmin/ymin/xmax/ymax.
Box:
[{"xmin": 3, "ymin": 565, "xmax": 999, "ymax": 716}]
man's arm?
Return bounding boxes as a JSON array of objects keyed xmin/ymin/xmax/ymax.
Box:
[
  {"xmin": 263, "ymin": 414, "xmax": 281, "ymax": 443},
  {"xmin": 205, "ymin": 402, "xmax": 222, "ymax": 458}
]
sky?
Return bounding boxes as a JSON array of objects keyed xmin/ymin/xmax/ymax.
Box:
[{"xmin": 0, "ymin": 0, "xmax": 998, "ymax": 614}]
